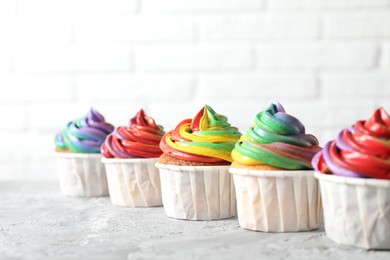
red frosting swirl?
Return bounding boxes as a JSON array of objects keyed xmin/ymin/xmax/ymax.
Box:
[
  {"xmin": 313, "ymin": 107, "xmax": 390, "ymax": 179},
  {"xmin": 101, "ymin": 109, "xmax": 165, "ymax": 158}
]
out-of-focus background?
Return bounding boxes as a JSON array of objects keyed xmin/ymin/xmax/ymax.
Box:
[{"xmin": 1, "ymin": 0, "xmax": 389, "ymax": 180}]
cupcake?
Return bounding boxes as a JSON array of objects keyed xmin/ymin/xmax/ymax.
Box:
[
  {"xmin": 101, "ymin": 109, "xmax": 165, "ymax": 207},
  {"xmin": 55, "ymin": 108, "xmax": 114, "ymax": 197},
  {"xmin": 156, "ymin": 105, "xmax": 241, "ymax": 220},
  {"xmin": 312, "ymin": 107, "xmax": 390, "ymax": 249},
  {"xmin": 229, "ymin": 102, "xmax": 322, "ymax": 232}
]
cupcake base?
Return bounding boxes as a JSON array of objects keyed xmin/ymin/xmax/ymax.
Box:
[
  {"xmin": 155, "ymin": 163, "xmax": 236, "ymax": 221},
  {"xmin": 315, "ymin": 172, "xmax": 390, "ymax": 249},
  {"xmin": 55, "ymin": 152, "xmax": 109, "ymax": 197},
  {"xmin": 229, "ymin": 167, "xmax": 321, "ymax": 232},
  {"xmin": 102, "ymin": 158, "xmax": 162, "ymax": 207}
]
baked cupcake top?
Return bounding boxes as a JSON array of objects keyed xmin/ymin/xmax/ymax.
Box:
[
  {"xmin": 159, "ymin": 105, "xmax": 241, "ymax": 163},
  {"xmin": 101, "ymin": 109, "xmax": 165, "ymax": 158},
  {"xmin": 232, "ymin": 103, "xmax": 321, "ymax": 170},
  {"xmin": 312, "ymin": 107, "xmax": 390, "ymax": 180},
  {"xmin": 55, "ymin": 108, "xmax": 114, "ymax": 153}
]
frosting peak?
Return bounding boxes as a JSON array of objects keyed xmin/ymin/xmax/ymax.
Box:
[
  {"xmin": 191, "ymin": 105, "xmax": 231, "ymax": 131},
  {"xmin": 232, "ymin": 103, "xmax": 321, "ymax": 169},
  {"xmin": 160, "ymin": 105, "xmax": 241, "ymax": 163},
  {"xmin": 130, "ymin": 109, "xmax": 160, "ymax": 129},
  {"xmin": 101, "ymin": 109, "xmax": 164, "ymax": 158},
  {"xmin": 312, "ymin": 107, "xmax": 390, "ymax": 179}
]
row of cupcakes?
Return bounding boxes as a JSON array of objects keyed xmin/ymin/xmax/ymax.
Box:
[{"xmin": 54, "ymin": 103, "xmax": 390, "ymax": 250}]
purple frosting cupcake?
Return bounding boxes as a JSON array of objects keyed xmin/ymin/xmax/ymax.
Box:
[{"xmin": 55, "ymin": 108, "xmax": 114, "ymax": 153}]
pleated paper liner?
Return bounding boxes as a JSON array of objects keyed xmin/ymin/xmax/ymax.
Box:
[
  {"xmin": 102, "ymin": 158, "xmax": 162, "ymax": 207},
  {"xmin": 155, "ymin": 163, "xmax": 236, "ymax": 221},
  {"xmin": 229, "ymin": 167, "xmax": 321, "ymax": 232},
  {"xmin": 55, "ymin": 152, "xmax": 109, "ymax": 197},
  {"xmin": 315, "ymin": 172, "xmax": 390, "ymax": 249}
]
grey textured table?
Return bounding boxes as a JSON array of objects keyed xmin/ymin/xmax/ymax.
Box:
[{"xmin": 1, "ymin": 182, "xmax": 389, "ymax": 260}]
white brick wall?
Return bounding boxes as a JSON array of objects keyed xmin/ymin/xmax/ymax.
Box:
[
  {"xmin": 324, "ymin": 12, "xmax": 390, "ymax": 38},
  {"xmin": 141, "ymin": 0, "xmax": 264, "ymax": 12},
  {"xmin": 136, "ymin": 45, "xmax": 253, "ymax": 71},
  {"xmin": 0, "ymin": 75, "xmax": 73, "ymax": 102},
  {"xmin": 18, "ymin": 0, "xmax": 138, "ymax": 14},
  {"xmin": 0, "ymin": 52, "xmax": 12, "ymax": 73},
  {"xmin": 76, "ymin": 74, "xmax": 194, "ymax": 101},
  {"xmin": 197, "ymin": 74, "xmax": 317, "ymax": 99},
  {"xmin": 199, "ymin": 15, "xmax": 319, "ymax": 41},
  {"xmin": 268, "ymin": 0, "xmax": 389, "ymax": 9},
  {"xmin": 15, "ymin": 45, "xmax": 133, "ymax": 72},
  {"xmin": 256, "ymin": 43, "xmax": 378, "ymax": 69},
  {"xmin": 0, "ymin": 0, "xmax": 16, "ymax": 16},
  {"xmin": 74, "ymin": 16, "xmax": 195, "ymax": 43},
  {"xmin": 0, "ymin": 0, "xmax": 389, "ymax": 180}
]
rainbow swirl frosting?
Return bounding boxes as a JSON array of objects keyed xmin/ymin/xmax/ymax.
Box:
[
  {"xmin": 55, "ymin": 108, "xmax": 114, "ymax": 153},
  {"xmin": 312, "ymin": 107, "xmax": 390, "ymax": 180},
  {"xmin": 101, "ymin": 109, "xmax": 165, "ymax": 158},
  {"xmin": 232, "ymin": 103, "xmax": 321, "ymax": 170},
  {"xmin": 160, "ymin": 105, "xmax": 241, "ymax": 163}
]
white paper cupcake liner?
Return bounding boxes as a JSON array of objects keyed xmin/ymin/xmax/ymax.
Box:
[
  {"xmin": 102, "ymin": 158, "xmax": 162, "ymax": 207},
  {"xmin": 315, "ymin": 172, "xmax": 390, "ymax": 249},
  {"xmin": 155, "ymin": 163, "xmax": 236, "ymax": 221},
  {"xmin": 229, "ymin": 168, "xmax": 321, "ymax": 232},
  {"xmin": 55, "ymin": 152, "xmax": 109, "ymax": 197}
]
